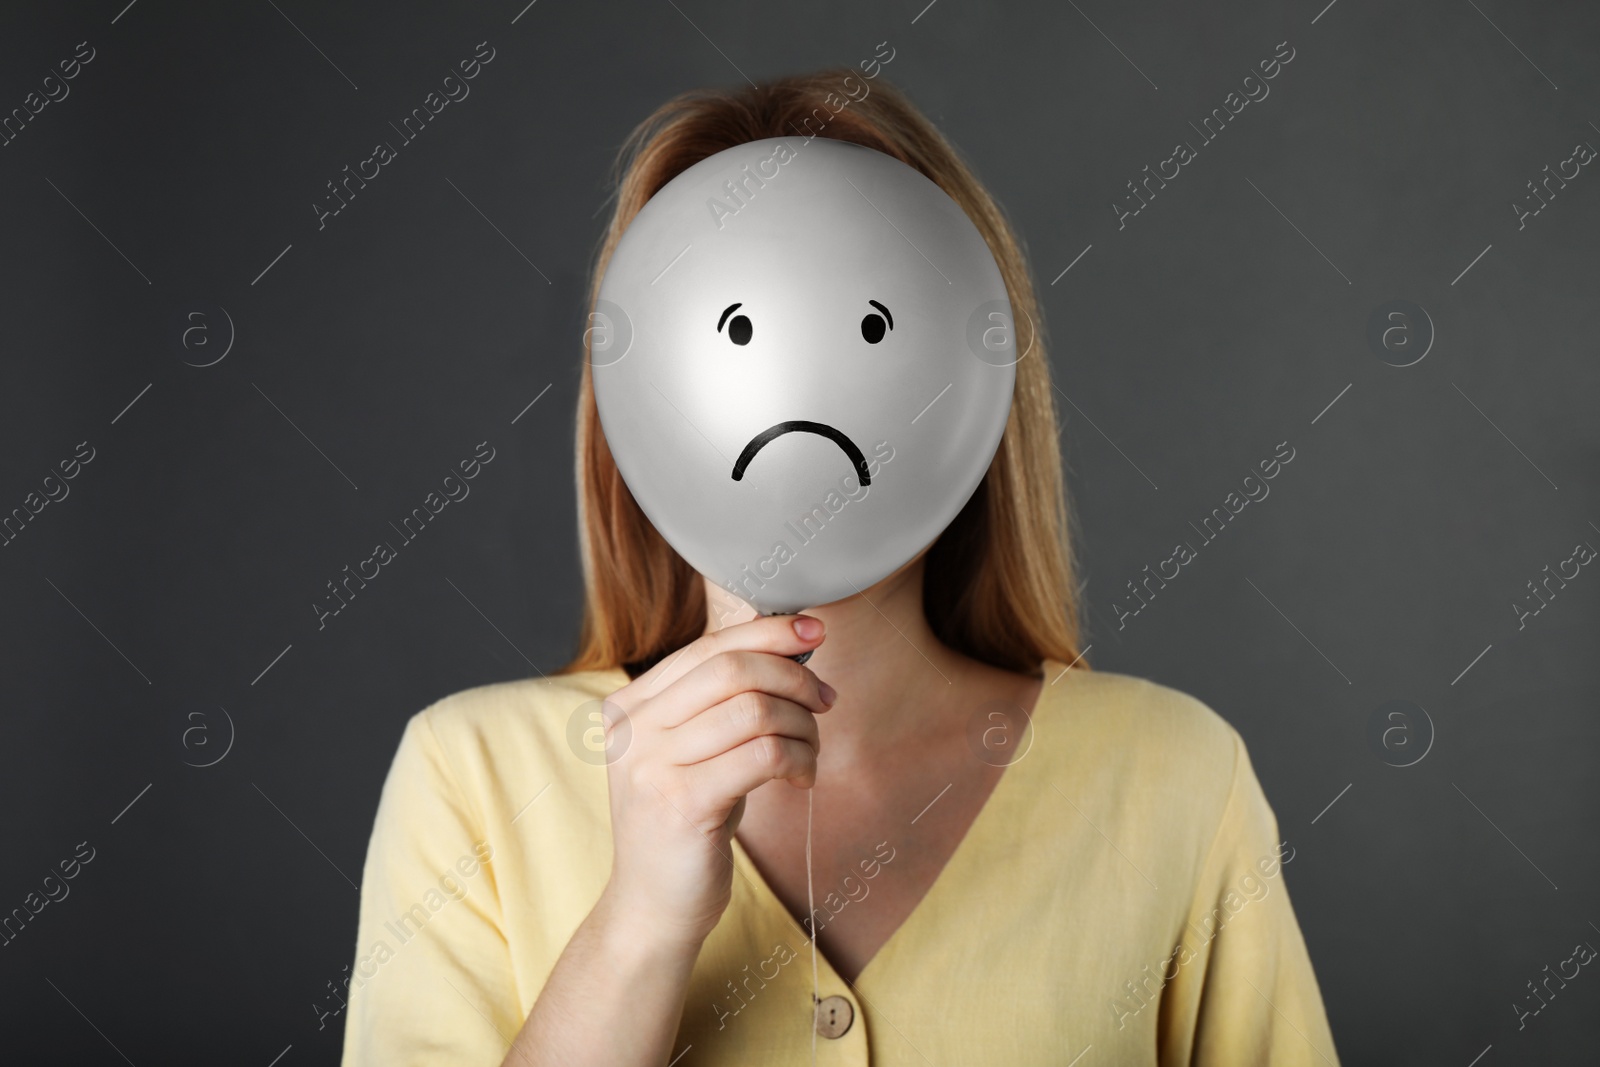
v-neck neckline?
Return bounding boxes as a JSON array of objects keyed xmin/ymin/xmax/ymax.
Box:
[{"xmin": 727, "ymin": 658, "xmax": 1069, "ymax": 992}]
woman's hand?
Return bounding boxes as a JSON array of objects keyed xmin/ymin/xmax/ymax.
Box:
[
  {"xmin": 498, "ymin": 615, "xmax": 832, "ymax": 1067},
  {"xmin": 598, "ymin": 614, "xmax": 835, "ymax": 948}
]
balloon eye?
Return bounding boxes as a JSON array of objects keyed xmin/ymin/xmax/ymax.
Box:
[
  {"xmin": 861, "ymin": 300, "xmax": 892, "ymax": 344},
  {"xmin": 717, "ymin": 302, "xmax": 753, "ymax": 345}
]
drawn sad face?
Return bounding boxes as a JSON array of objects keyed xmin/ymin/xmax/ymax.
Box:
[{"xmin": 592, "ymin": 137, "xmax": 1018, "ymax": 614}]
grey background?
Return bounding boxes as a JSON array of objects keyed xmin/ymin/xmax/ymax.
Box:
[{"xmin": 1, "ymin": 0, "xmax": 1596, "ymax": 1063}]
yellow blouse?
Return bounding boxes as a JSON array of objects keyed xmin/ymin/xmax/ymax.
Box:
[{"xmin": 341, "ymin": 663, "xmax": 1340, "ymax": 1066}]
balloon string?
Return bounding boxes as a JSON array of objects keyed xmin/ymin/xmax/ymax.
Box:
[{"xmin": 807, "ymin": 784, "xmax": 818, "ymax": 1066}]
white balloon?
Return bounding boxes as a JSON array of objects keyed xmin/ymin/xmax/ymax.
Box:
[{"xmin": 593, "ymin": 136, "xmax": 1018, "ymax": 614}]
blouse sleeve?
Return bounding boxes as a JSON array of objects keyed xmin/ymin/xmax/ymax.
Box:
[
  {"xmin": 341, "ymin": 709, "xmax": 520, "ymax": 1066},
  {"xmin": 1157, "ymin": 730, "xmax": 1341, "ymax": 1066}
]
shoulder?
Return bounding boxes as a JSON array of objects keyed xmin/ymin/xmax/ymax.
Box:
[
  {"xmin": 1042, "ymin": 666, "xmax": 1242, "ymax": 773},
  {"xmin": 393, "ymin": 668, "xmax": 630, "ymax": 819},
  {"xmin": 1033, "ymin": 666, "xmax": 1247, "ymax": 828},
  {"xmin": 1029, "ymin": 666, "xmax": 1271, "ymax": 895},
  {"xmin": 417, "ymin": 669, "xmax": 628, "ymax": 737}
]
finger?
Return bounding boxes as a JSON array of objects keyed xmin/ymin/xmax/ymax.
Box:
[
  {"xmin": 629, "ymin": 614, "xmax": 827, "ymax": 699},
  {"xmin": 667, "ymin": 691, "xmax": 821, "ymax": 766},
  {"xmin": 654, "ymin": 649, "xmax": 833, "ymax": 730},
  {"xmin": 687, "ymin": 733, "xmax": 820, "ymax": 798}
]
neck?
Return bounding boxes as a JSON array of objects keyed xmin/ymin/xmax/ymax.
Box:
[{"xmin": 704, "ymin": 558, "xmax": 980, "ymax": 766}]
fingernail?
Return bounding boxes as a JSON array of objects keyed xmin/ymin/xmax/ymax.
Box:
[
  {"xmin": 793, "ymin": 616, "xmax": 824, "ymax": 640},
  {"xmin": 818, "ymin": 680, "xmax": 837, "ymax": 706}
]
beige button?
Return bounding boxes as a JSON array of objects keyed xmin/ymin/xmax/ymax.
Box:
[{"xmin": 815, "ymin": 994, "xmax": 854, "ymax": 1039}]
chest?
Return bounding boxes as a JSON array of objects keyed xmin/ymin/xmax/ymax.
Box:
[
  {"xmin": 681, "ymin": 779, "xmax": 1181, "ymax": 1066},
  {"xmin": 734, "ymin": 747, "xmax": 1007, "ymax": 986}
]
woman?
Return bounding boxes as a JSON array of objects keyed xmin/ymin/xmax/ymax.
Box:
[{"xmin": 342, "ymin": 71, "xmax": 1340, "ymax": 1066}]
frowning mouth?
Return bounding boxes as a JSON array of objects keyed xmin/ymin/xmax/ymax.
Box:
[{"xmin": 731, "ymin": 421, "xmax": 871, "ymax": 485}]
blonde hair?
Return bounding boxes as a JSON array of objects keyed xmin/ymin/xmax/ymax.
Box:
[{"xmin": 563, "ymin": 70, "xmax": 1088, "ymax": 678}]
